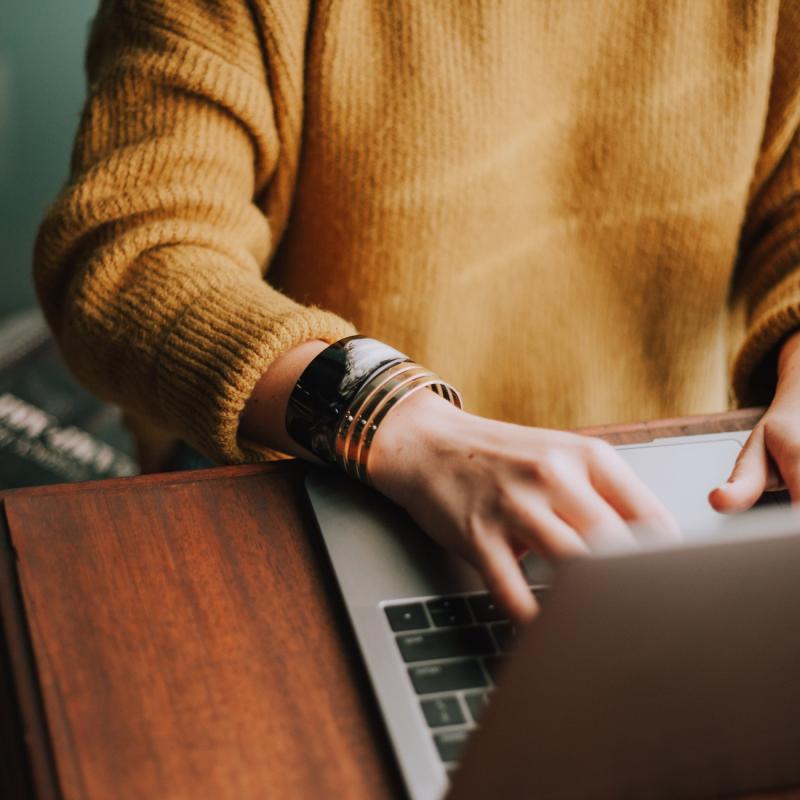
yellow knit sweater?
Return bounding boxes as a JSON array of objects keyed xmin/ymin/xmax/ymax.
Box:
[{"xmin": 34, "ymin": 1, "xmax": 800, "ymax": 464}]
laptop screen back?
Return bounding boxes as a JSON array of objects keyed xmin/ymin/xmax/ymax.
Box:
[{"xmin": 450, "ymin": 523, "xmax": 800, "ymax": 799}]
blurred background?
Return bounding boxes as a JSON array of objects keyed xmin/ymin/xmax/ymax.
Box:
[
  {"xmin": 0, "ymin": 2, "xmax": 138, "ymax": 487},
  {"xmin": 1, "ymin": 0, "xmax": 97, "ymax": 317}
]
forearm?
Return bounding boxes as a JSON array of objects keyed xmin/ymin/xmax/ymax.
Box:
[{"xmin": 239, "ymin": 339, "xmax": 329, "ymax": 459}]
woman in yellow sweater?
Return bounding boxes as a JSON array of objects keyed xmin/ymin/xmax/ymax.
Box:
[{"xmin": 34, "ymin": 2, "xmax": 800, "ymax": 620}]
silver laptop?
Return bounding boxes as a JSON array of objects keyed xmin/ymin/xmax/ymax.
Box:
[{"xmin": 305, "ymin": 431, "xmax": 793, "ymax": 799}]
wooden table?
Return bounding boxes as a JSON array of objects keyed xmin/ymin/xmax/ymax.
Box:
[{"xmin": 1, "ymin": 408, "xmax": 795, "ymax": 799}]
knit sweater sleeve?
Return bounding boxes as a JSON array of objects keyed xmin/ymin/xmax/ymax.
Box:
[
  {"xmin": 732, "ymin": 4, "xmax": 800, "ymax": 406},
  {"xmin": 32, "ymin": 0, "xmax": 355, "ymax": 464}
]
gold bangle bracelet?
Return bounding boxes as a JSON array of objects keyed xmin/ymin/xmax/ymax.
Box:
[
  {"xmin": 350, "ymin": 371, "xmax": 439, "ymax": 482},
  {"xmin": 353, "ymin": 375, "xmax": 453, "ymax": 484},
  {"xmin": 336, "ymin": 363, "xmax": 433, "ymax": 476},
  {"xmin": 342, "ymin": 364, "xmax": 434, "ymax": 476},
  {"xmin": 334, "ymin": 363, "xmax": 462, "ymax": 484}
]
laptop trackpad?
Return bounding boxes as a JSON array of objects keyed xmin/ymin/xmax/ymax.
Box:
[{"xmin": 616, "ymin": 438, "xmax": 743, "ymax": 534}]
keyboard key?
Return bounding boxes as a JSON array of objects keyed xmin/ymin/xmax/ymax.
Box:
[
  {"xmin": 491, "ymin": 621, "xmax": 516, "ymax": 651},
  {"xmin": 483, "ymin": 655, "xmax": 506, "ymax": 684},
  {"xmin": 426, "ymin": 597, "xmax": 471, "ymax": 627},
  {"xmin": 434, "ymin": 730, "xmax": 470, "ymax": 763},
  {"xmin": 396, "ymin": 627, "xmax": 495, "ymax": 663},
  {"xmin": 385, "ymin": 603, "xmax": 429, "ymax": 631},
  {"xmin": 409, "ymin": 660, "xmax": 488, "ymax": 694},
  {"xmin": 420, "ymin": 696, "xmax": 465, "ymax": 728},
  {"xmin": 464, "ymin": 691, "xmax": 491, "ymax": 723},
  {"xmin": 427, "ymin": 597, "xmax": 471, "ymax": 627},
  {"xmin": 467, "ymin": 594, "xmax": 506, "ymax": 623}
]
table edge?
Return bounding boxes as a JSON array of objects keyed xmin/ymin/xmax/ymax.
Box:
[{"xmin": 0, "ymin": 506, "xmax": 61, "ymax": 799}]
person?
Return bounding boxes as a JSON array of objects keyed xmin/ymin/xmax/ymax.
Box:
[{"xmin": 34, "ymin": 2, "xmax": 800, "ymax": 622}]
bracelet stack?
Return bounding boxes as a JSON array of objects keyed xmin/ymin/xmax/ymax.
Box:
[{"xmin": 286, "ymin": 336, "xmax": 462, "ymax": 484}]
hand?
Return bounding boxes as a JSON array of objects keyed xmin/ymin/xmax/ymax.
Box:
[
  {"xmin": 710, "ymin": 330, "xmax": 800, "ymax": 511},
  {"xmin": 369, "ymin": 390, "xmax": 680, "ymax": 623}
]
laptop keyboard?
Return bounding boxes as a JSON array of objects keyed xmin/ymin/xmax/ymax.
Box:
[
  {"xmin": 383, "ymin": 588, "xmax": 548, "ymax": 767},
  {"xmin": 380, "ymin": 497, "xmax": 792, "ymax": 770}
]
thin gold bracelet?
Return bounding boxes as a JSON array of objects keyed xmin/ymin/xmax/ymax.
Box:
[
  {"xmin": 334, "ymin": 363, "xmax": 462, "ymax": 484},
  {"xmin": 353, "ymin": 374, "xmax": 449, "ymax": 484},
  {"xmin": 335, "ymin": 362, "xmax": 429, "ymax": 475}
]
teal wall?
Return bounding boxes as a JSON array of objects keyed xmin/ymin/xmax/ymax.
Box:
[{"xmin": 1, "ymin": 2, "xmax": 98, "ymax": 317}]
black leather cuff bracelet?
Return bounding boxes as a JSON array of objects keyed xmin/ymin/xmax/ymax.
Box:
[{"xmin": 285, "ymin": 336, "xmax": 409, "ymax": 464}]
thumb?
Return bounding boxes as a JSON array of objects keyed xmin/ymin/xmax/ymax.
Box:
[{"xmin": 709, "ymin": 426, "xmax": 769, "ymax": 513}]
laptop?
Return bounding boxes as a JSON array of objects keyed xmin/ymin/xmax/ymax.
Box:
[{"xmin": 305, "ymin": 430, "xmax": 795, "ymax": 799}]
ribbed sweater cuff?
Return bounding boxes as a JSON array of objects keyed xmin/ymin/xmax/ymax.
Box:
[
  {"xmin": 733, "ymin": 268, "xmax": 800, "ymax": 406},
  {"xmin": 155, "ymin": 277, "xmax": 356, "ymax": 463}
]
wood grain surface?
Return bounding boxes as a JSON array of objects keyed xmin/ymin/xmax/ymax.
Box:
[
  {"xmin": 3, "ymin": 463, "xmax": 402, "ymax": 799},
  {"xmin": 4, "ymin": 407, "xmax": 799, "ymax": 800}
]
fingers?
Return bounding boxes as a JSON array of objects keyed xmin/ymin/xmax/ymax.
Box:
[
  {"xmin": 764, "ymin": 422, "xmax": 800, "ymax": 502},
  {"xmin": 474, "ymin": 537, "xmax": 538, "ymax": 623},
  {"xmin": 509, "ymin": 502, "xmax": 590, "ymax": 560},
  {"xmin": 551, "ymin": 480, "xmax": 638, "ymax": 552},
  {"xmin": 779, "ymin": 454, "xmax": 800, "ymax": 503},
  {"xmin": 523, "ymin": 443, "xmax": 642, "ymax": 553},
  {"xmin": 709, "ymin": 426, "xmax": 771, "ymax": 513},
  {"xmin": 509, "ymin": 454, "xmax": 652, "ymax": 556},
  {"xmin": 586, "ymin": 443, "xmax": 681, "ymax": 542}
]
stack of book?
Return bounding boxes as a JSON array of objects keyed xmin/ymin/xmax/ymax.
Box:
[{"xmin": 0, "ymin": 308, "xmax": 137, "ymax": 489}]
